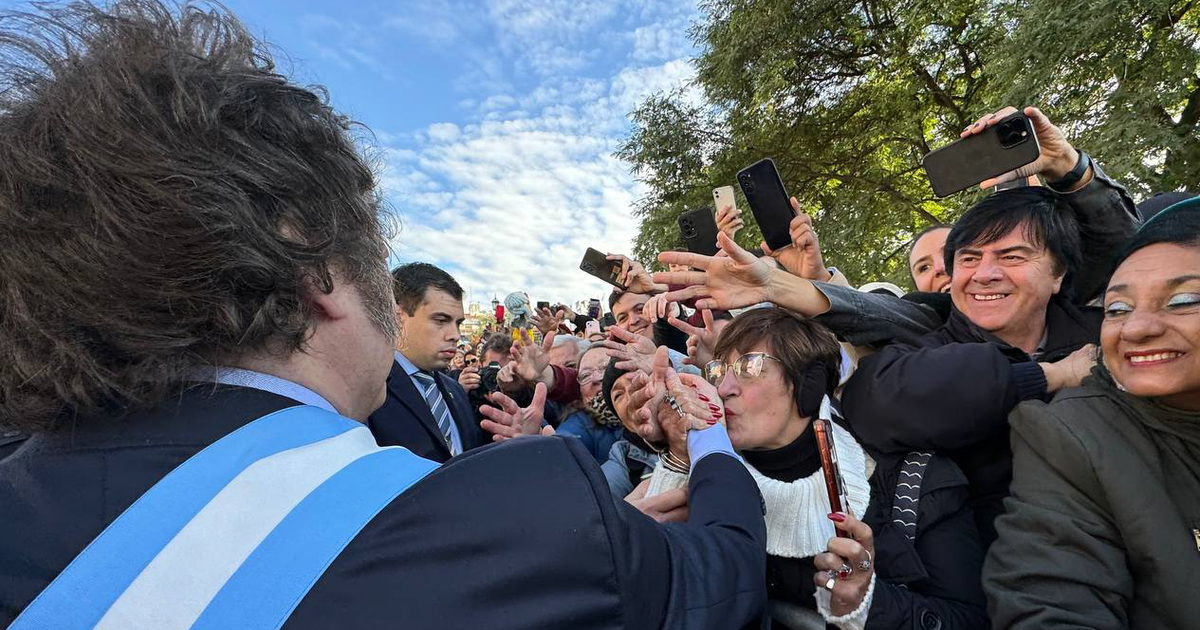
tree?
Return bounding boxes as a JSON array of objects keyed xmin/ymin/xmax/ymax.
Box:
[
  {"xmin": 991, "ymin": 0, "xmax": 1200, "ymax": 196},
  {"xmin": 618, "ymin": 0, "xmax": 1200, "ymax": 285}
]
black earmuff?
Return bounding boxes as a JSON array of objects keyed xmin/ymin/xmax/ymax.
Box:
[{"xmin": 793, "ymin": 362, "xmax": 829, "ymax": 419}]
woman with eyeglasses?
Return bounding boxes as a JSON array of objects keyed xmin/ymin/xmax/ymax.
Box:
[
  {"xmin": 643, "ymin": 307, "xmax": 987, "ymax": 630},
  {"xmin": 984, "ymin": 201, "xmax": 1200, "ymax": 629},
  {"xmin": 552, "ymin": 344, "xmax": 624, "ymax": 462}
]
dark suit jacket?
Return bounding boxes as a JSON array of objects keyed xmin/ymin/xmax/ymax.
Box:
[
  {"xmin": 368, "ymin": 359, "xmax": 489, "ymax": 463},
  {"xmin": 0, "ymin": 385, "xmax": 767, "ymax": 630}
]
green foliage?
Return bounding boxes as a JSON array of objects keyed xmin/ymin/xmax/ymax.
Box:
[{"xmin": 617, "ymin": 0, "xmax": 1200, "ymax": 286}]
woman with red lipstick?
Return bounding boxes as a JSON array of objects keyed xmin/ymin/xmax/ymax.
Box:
[
  {"xmin": 642, "ymin": 308, "xmax": 987, "ymax": 630},
  {"xmin": 985, "ymin": 199, "xmax": 1200, "ymax": 629}
]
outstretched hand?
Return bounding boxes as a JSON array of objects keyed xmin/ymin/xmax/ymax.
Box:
[
  {"xmin": 479, "ymin": 382, "xmax": 554, "ymax": 441},
  {"xmin": 667, "ymin": 308, "xmax": 719, "ymax": 367},
  {"xmin": 512, "ymin": 330, "xmax": 555, "ymax": 382},
  {"xmin": 597, "ymin": 325, "xmax": 657, "ymax": 374},
  {"xmin": 652, "ymin": 346, "xmax": 724, "ymax": 465},
  {"xmin": 642, "ymin": 293, "xmax": 681, "ymax": 324},
  {"xmin": 531, "ymin": 307, "xmax": 564, "ymax": 337},
  {"xmin": 625, "ymin": 479, "xmax": 688, "ymax": 523},
  {"xmin": 623, "ymin": 371, "xmax": 666, "ymax": 449},
  {"xmin": 715, "ymin": 203, "xmax": 744, "ymax": 239},
  {"xmin": 761, "ymin": 197, "xmax": 831, "ymax": 282},
  {"xmin": 654, "ymin": 232, "xmax": 778, "ymax": 311},
  {"xmin": 606, "ymin": 254, "xmax": 666, "ymax": 294}
]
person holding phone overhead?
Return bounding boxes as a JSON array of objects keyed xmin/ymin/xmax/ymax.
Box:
[{"xmin": 638, "ymin": 308, "xmax": 987, "ymax": 630}]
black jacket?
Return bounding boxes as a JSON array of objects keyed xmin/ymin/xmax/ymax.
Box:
[
  {"xmin": 0, "ymin": 385, "xmax": 768, "ymax": 630},
  {"xmin": 745, "ymin": 428, "xmax": 986, "ymax": 630},
  {"xmin": 861, "ymin": 453, "xmax": 988, "ymax": 630},
  {"xmin": 841, "ymin": 296, "xmax": 1101, "ymax": 547},
  {"xmin": 368, "ymin": 359, "xmax": 490, "ymax": 463}
]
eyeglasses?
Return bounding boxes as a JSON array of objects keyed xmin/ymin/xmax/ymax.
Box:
[
  {"xmin": 577, "ymin": 369, "xmax": 602, "ymax": 385},
  {"xmin": 703, "ymin": 352, "xmax": 783, "ymax": 386},
  {"xmin": 465, "ymin": 357, "xmax": 479, "ymax": 366}
]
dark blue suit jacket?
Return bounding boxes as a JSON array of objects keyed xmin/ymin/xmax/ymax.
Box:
[
  {"xmin": 0, "ymin": 385, "xmax": 768, "ymax": 630},
  {"xmin": 367, "ymin": 359, "xmax": 488, "ymax": 463}
]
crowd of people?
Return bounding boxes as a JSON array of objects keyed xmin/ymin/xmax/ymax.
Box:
[{"xmin": 1, "ymin": 2, "xmax": 1198, "ymax": 630}]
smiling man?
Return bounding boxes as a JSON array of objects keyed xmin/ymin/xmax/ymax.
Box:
[
  {"xmin": 842, "ymin": 187, "xmax": 1103, "ymax": 547},
  {"xmin": 367, "ymin": 263, "xmax": 489, "ymax": 463}
]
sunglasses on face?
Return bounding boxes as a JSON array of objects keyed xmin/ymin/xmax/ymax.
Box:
[
  {"xmin": 466, "ymin": 357, "xmax": 479, "ymax": 366},
  {"xmin": 703, "ymin": 352, "xmax": 784, "ymax": 386}
]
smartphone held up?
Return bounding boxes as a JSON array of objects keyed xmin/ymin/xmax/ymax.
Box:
[
  {"xmin": 677, "ymin": 207, "xmax": 720, "ymax": 256},
  {"xmin": 578, "ymin": 247, "xmax": 627, "ymax": 290},
  {"xmin": 736, "ymin": 158, "xmax": 796, "ymax": 251},
  {"xmin": 922, "ymin": 112, "xmax": 1041, "ymax": 197}
]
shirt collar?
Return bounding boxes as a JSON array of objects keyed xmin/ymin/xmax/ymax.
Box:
[
  {"xmin": 393, "ymin": 350, "xmax": 421, "ymax": 377},
  {"xmin": 193, "ymin": 366, "xmax": 338, "ymax": 414}
]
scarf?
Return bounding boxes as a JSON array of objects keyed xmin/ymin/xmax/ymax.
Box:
[{"xmin": 588, "ymin": 392, "xmax": 624, "ymax": 429}]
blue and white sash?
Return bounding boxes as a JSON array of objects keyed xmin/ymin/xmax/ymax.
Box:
[{"xmin": 11, "ymin": 405, "xmax": 438, "ymax": 630}]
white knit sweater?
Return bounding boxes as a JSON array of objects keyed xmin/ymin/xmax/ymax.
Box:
[{"xmin": 644, "ymin": 398, "xmax": 876, "ymax": 629}]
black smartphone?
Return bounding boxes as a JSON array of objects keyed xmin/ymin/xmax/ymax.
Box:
[
  {"xmin": 579, "ymin": 247, "xmax": 626, "ymax": 290},
  {"xmin": 536, "ymin": 301, "xmax": 550, "ymax": 311},
  {"xmin": 922, "ymin": 112, "xmax": 1041, "ymax": 197},
  {"xmin": 813, "ymin": 417, "xmax": 851, "ymax": 538},
  {"xmin": 737, "ymin": 158, "xmax": 796, "ymax": 251},
  {"xmin": 677, "ymin": 207, "xmax": 719, "ymax": 256}
]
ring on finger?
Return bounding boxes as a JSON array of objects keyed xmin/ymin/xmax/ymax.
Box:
[
  {"xmin": 857, "ymin": 558, "xmax": 871, "ymax": 572},
  {"xmin": 824, "ymin": 574, "xmax": 836, "ymax": 590},
  {"xmin": 836, "ymin": 563, "xmax": 853, "ymax": 580}
]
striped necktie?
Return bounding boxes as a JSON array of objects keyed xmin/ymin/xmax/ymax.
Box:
[{"xmin": 412, "ymin": 370, "xmax": 459, "ymax": 456}]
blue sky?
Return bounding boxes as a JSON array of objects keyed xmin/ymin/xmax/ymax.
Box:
[{"xmin": 218, "ymin": 0, "xmax": 703, "ymax": 308}]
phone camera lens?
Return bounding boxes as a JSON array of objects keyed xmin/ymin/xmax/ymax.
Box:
[{"xmin": 997, "ymin": 119, "xmax": 1029, "ymax": 149}]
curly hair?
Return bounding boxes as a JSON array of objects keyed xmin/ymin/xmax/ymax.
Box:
[{"xmin": 0, "ymin": 1, "xmax": 393, "ymax": 431}]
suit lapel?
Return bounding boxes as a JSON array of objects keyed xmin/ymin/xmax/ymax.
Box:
[{"xmin": 385, "ymin": 360, "xmax": 449, "ymax": 458}]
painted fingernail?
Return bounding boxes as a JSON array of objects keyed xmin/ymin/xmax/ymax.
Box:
[
  {"xmin": 697, "ymin": 393, "xmax": 710, "ymax": 402},
  {"xmin": 706, "ymin": 417, "xmax": 718, "ymax": 425},
  {"xmin": 708, "ymin": 404, "xmax": 720, "ymax": 411},
  {"xmin": 828, "ymin": 512, "xmax": 846, "ymax": 522}
]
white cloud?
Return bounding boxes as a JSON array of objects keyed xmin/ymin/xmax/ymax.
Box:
[
  {"xmin": 630, "ymin": 18, "xmax": 693, "ymax": 63},
  {"xmin": 370, "ymin": 0, "xmax": 702, "ymax": 306},
  {"xmin": 426, "ymin": 122, "xmax": 462, "ymax": 143}
]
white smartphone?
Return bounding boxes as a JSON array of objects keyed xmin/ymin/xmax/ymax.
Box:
[{"xmin": 712, "ymin": 186, "xmax": 737, "ymax": 216}]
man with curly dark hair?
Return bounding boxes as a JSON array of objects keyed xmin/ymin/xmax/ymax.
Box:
[{"xmin": 0, "ymin": 3, "xmax": 766, "ymax": 629}]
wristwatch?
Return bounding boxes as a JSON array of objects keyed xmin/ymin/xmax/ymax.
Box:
[{"xmin": 1047, "ymin": 150, "xmax": 1090, "ymax": 192}]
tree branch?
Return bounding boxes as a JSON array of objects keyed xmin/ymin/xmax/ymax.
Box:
[
  {"xmin": 912, "ymin": 63, "xmax": 966, "ymax": 122},
  {"xmin": 1176, "ymin": 81, "xmax": 1200, "ymax": 132}
]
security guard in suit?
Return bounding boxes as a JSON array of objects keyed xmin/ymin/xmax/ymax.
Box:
[
  {"xmin": 368, "ymin": 263, "xmax": 489, "ymax": 463},
  {"xmin": 0, "ymin": 4, "xmax": 768, "ymax": 629}
]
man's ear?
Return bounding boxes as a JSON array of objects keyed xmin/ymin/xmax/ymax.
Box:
[
  {"xmin": 1051, "ymin": 269, "xmax": 1065, "ymax": 295},
  {"xmin": 305, "ymin": 277, "xmax": 352, "ymax": 321}
]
